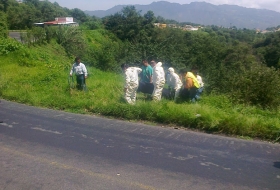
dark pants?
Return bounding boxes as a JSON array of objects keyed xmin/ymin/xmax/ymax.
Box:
[
  {"xmin": 138, "ymin": 81, "xmax": 154, "ymax": 94},
  {"xmin": 76, "ymin": 74, "xmax": 85, "ymax": 90},
  {"xmin": 180, "ymin": 87, "xmax": 198, "ymax": 102},
  {"xmin": 162, "ymin": 88, "xmax": 175, "ymax": 100}
]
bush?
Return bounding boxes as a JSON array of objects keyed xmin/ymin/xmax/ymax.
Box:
[
  {"xmin": 0, "ymin": 38, "xmax": 23, "ymax": 55},
  {"xmin": 83, "ymin": 29, "xmax": 123, "ymax": 71},
  {"xmin": 20, "ymin": 27, "xmax": 47, "ymax": 46},
  {"xmin": 56, "ymin": 26, "xmax": 87, "ymax": 57},
  {"xmin": 230, "ymin": 63, "xmax": 280, "ymax": 109}
]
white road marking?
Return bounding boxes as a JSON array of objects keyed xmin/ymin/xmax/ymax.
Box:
[
  {"xmin": 172, "ymin": 154, "xmax": 198, "ymax": 161},
  {"xmin": 200, "ymin": 162, "xmax": 219, "ymax": 167},
  {"xmin": 200, "ymin": 161, "xmax": 231, "ymax": 170},
  {"xmin": 31, "ymin": 127, "xmax": 62, "ymax": 135},
  {"xmin": 0, "ymin": 123, "xmax": 13, "ymax": 128},
  {"xmin": 140, "ymin": 146, "xmax": 153, "ymax": 150}
]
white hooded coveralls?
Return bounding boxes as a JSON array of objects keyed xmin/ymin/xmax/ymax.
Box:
[
  {"xmin": 124, "ymin": 67, "xmax": 142, "ymax": 104},
  {"xmin": 152, "ymin": 62, "xmax": 165, "ymax": 101},
  {"xmin": 167, "ymin": 67, "xmax": 182, "ymax": 100}
]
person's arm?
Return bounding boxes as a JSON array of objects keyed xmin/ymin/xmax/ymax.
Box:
[
  {"xmin": 154, "ymin": 67, "xmax": 163, "ymax": 85},
  {"xmin": 136, "ymin": 68, "xmax": 142, "ymax": 74},
  {"xmin": 70, "ymin": 64, "xmax": 74, "ymax": 76},
  {"xmin": 123, "ymin": 70, "xmax": 130, "ymax": 92},
  {"xmin": 149, "ymin": 66, "xmax": 153, "ymax": 83},
  {"xmin": 197, "ymin": 75, "xmax": 204, "ymax": 87},
  {"xmin": 82, "ymin": 64, "xmax": 88, "ymax": 78}
]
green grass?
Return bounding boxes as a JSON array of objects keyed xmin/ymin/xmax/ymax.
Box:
[{"xmin": 1, "ymin": 43, "xmax": 280, "ymax": 143}]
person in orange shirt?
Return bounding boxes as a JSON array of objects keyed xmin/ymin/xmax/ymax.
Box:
[{"xmin": 180, "ymin": 66, "xmax": 200, "ymax": 102}]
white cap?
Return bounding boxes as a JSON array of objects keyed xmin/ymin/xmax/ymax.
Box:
[{"xmin": 168, "ymin": 67, "xmax": 174, "ymax": 73}]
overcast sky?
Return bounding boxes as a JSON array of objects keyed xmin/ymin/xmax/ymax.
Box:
[{"xmin": 49, "ymin": 0, "xmax": 280, "ymax": 13}]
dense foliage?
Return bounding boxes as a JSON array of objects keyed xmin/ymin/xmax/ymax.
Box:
[
  {"xmin": 0, "ymin": 0, "xmax": 89, "ymax": 29},
  {"xmin": 1, "ymin": 1, "xmax": 280, "ymax": 110}
]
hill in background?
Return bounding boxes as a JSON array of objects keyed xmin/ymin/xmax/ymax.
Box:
[{"xmin": 85, "ymin": 1, "xmax": 280, "ymax": 30}]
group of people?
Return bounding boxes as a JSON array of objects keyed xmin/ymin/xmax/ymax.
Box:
[
  {"xmin": 68, "ymin": 57, "xmax": 204, "ymax": 105},
  {"xmin": 121, "ymin": 60, "xmax": 204, "ymax": 105}
]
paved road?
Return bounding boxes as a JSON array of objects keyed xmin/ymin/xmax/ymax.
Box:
[
  {"xmin": 8, "ymin": 31, "xmax": 24, "ymax": 42},
  {"xmin": 0, "ymin": 99, "xmax": 280, "ymax": 190}
]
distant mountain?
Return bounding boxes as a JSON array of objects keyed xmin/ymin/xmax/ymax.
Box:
[{"xmin": 84, "ymin": 1, "xmax": 280, "ymax": 30}]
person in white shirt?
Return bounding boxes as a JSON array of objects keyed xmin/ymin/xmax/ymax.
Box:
[
  {"xmin": 151, "ymin": 61, "xmax": 165, "ymax": 101},
  {"xmin": 121, "ymin": 64, "xmax": 142, "ymax": 105},
  {"xmin": 166, "ymin": 67, "xmax": 183, "ymax": 100},
  {"xmin": 70, "ymin": 57, "xmax": 88, "ymax": 90},
  {"xmin": 196, "ymin": 73, "xmax": 204, "ymax": 100}
]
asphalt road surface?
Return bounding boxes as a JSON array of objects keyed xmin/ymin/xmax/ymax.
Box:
[
  {"xmin": 0, "ymin": 99, "xmax": 280, "ymax": 190},
  {"xmin": 8, "ymin": 31, "xmax": 24, "ymax": 42}
]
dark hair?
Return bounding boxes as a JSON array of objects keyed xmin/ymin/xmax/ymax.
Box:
[
  {"xmin": 150, "ymin": 60, "xmax": 156, "ymax": 65},
  {"xmin": 121, "ymin": 63, "xmax": 128, "ymax": 69},
  {"xmin": 191, "ymin": 65, "xmax": 199, "ymax": 71},
  {"xmin": 180, "ymin": 69, "xmax": 188, "ymax": 74},
  {"xmin": 75, "ymin": 57, "xmax": 80, "ymax": 62}
]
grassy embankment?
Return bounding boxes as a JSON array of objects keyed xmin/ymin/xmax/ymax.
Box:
[{"xmin": 0, "ymin": 41, "xmax": 280, "ymax": 142}]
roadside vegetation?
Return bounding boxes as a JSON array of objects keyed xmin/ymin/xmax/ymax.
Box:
[{"xmin": 1, "ymin": 0, "xmax": 280, "ymax": 142}]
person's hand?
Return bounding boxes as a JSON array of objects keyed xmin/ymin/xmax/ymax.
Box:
[
  {"xmin": 123, "ymin": 88, "xmax": 127, "ymax": 93},
  {"xmin": 85, "ymin": 76, "xmax": 88, "ymax": 79},
  {"xmin": 70, "ymin": 74, "xmax": 72, "ymax": 76}
]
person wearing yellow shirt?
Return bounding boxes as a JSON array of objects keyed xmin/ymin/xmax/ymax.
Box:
[{"xmin": 180, "ymin": 66, "xmax": 200, "ymax": 102}]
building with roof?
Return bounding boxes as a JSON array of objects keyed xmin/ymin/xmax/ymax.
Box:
[
  {"xmin": 154, "ymin": 23, "xmax": 167, "ymax": 29},
  {"xmin": 34, "ymin": 17, "xmax": 79, "ymax": 27},
  {"xmin": 183, "ymin": 25, "xmax": 199, "ymax": 31}
]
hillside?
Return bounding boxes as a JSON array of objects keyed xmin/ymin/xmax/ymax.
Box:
[
  {"xmin": 85, "ymin": 1, "xmax": 280, "ymax": 30},
  {"xmin": 1, "ymin": 35, "xmax": 280, "ymax": 142}
]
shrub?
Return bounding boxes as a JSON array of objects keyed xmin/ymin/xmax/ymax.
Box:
[
  {"xmin": 55, "ymin": 26, "xmax": 87, "ymax": 57},
  {"xmin": 230, "ymin": 63, "xmax": 280, "ymax": 109},
  {"xmin": 0, "ymin": 38, "xmax": 23, "ymax": 55}
]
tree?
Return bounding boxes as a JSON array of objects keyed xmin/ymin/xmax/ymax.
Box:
[
  {"xmin": 103, "ymin": 6, "xmax": 143, "ymax": 41},
  {"xmin": 70, "ymin": 8, "xmax": 89, "ymax": 23},
  {"xmin": 0, "ymin": 0, "xmax": 14, "ymax": 12},
  {"xmin": 81, "ymin": 16, "xmax": 102, "ymax": 30},
  {"xmin": 0, "ymin": 11, "xmax": 8, "ymax": 38},
  {"xmin": 143, "ymin": 10, "xmax": 155, "ymax": 25},
  {"xmin": 56, "ymin": 26, "xmax": 87, "ymax": 57},
  {"xmin": 254, "ymin": 31, "xmax": 280, "ymax": 69}
]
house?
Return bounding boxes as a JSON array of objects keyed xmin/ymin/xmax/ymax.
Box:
[
  {"xmin": 183, "ymin": 25, "xmax": 199, "ymax": 31},
  {"xmin": 168, "ymin": 24, "xmax": 178, "ymax": 28},
  {"xmin": 154, "ymin": 23, "xmax": 201, "ymax": 31},
  {"xmin": 154, "ymin": 23, "xmax": 167, "ymax": 29},
  {"xmin": 34, "ymin": 17, "xmax": 79, "ymax": 27}
]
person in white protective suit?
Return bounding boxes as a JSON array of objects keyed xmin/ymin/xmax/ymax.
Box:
[
  {"xmin": 151, "ymin": 61, "xmax": 165, "ymax": 101},
  {"xmin": 121, "ymin": 64, "xmax": 142, "ymax": 105},
  {"xmin": 166, "ymin": 67, "xmax": 183, "ymax": 100}
]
